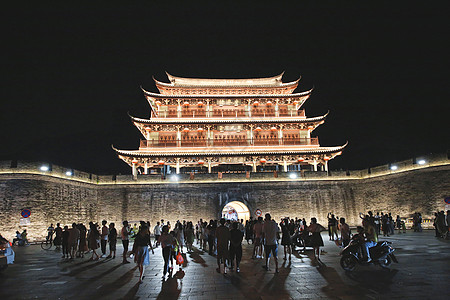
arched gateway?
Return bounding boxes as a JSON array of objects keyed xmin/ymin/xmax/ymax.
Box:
[{"xmin": 221, "ymin": 201, "xmax": 251, "ymax": 222}]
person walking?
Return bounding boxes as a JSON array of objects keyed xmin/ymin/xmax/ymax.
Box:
[
  {"xmin": 154, "ymin": 222, "xmax": 162, "ymax": 247},
  {"xmin": 339, "ymin": 218, "xmax": 351, "ymax": 247},
  {"xmin": 252, "ymin": 217, "xmax": 264, "ymax": 259},
  {"xmin": 229, "ymin": 222, "xmax": 244, "ymax": 272},
  {"xmin": 107, "ymin": 223, "xmax": 117, "ymax": 259},
  {"xmin": 158, "ymin": 225, "xmax": 175, "ymax": 279},
  {"xmin": 262, "ymin": 213, "xmax": 280, "ymax": 273},
  {"xmin": 61, "ymin": 225, "xmax": 70, "ymax": 259},
  {"xmin": 185, "ymin": 222, "xmax": 195, "ymax": 253},
  {"xmin": 134, "ymin": 225, "xmax": 154, "ymax": 284},
  {"xmin": 307, "ymin": 217, "xmax": 326, "ymax": 261},
  {"xmin": 88, "ymin": 223, "xmax": 100, "ymax": 261},
  {"xmin": 68, "ymin": 223, "xmax": 80, "ymax": 259},
  {"xmin": 121, "ymin": 221, "xmax": 131, "ymax": 263},
  {"xmin": 280, "ymin": 218, "xmax": 292, "ymax": 261},
  {"xmin": 100, "ymin": 220, "xmax": 109, "ymax": 258},
  {"xmin": 78, "ymin": 223, "xmax": 87, "ymax": 258},
  {"xmin": 54, "ymin": 223, "xmax": 63, "ymax": 250},
  {"xmin": 215, "ymin": 218, "xmax": 230, "ymax": 274}
]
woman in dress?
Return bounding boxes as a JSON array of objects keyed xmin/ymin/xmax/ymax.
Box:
[
  {"xmin": 174, "ymin": 223, "xmax": 185, "ymax": 253},
  {"xmin": 88, "ymin": 223, "xmax": 100, "ymax": 261},
  {"xmin": 158, "ymin": 225, "xmax": 175, "ymax": 279},
  {"xmin": 134, "ymin": 225, "xmax": 154, "ymax": 283},
  {"xmin": 280, "ymin": 218, "xmax": 292, "ymax": 261},
  {"xmin": 184, "ymin": 222, "xmax": 195, "ymax": 253},
  {"xmin": 307, "ymin": 217, "xmax": 326, "ymax": 261}
]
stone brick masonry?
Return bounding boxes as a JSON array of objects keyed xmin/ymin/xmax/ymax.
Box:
[{"xmin": 0, "ymin": 163, "xmax": 449, "ymax": 241}]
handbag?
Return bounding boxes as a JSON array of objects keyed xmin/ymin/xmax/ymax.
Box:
[{"xmin": 176, "ymin": 252, "xmax": 184, "ymax": 265}]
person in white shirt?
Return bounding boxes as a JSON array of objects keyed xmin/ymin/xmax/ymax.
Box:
[
  {"xmin": 262, "ymin": 213, "xmax": 280, "ymax": 273},
  {"xmin": 154, "ymin": 222, "xmax": 162, "ymax": 247}
]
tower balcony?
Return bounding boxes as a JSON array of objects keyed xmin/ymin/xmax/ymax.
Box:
[
  {"xmin": 156, "ymin": 108, "xmax": 305, "ymax": 118},
  {"xmin": 139, "ymin": 137, "xmax": 319, "ymax": 148}
]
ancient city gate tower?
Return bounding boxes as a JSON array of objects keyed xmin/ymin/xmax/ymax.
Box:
[{"xmin": 113, "ymin": 72, "xmax": 346, "ymax": 177}]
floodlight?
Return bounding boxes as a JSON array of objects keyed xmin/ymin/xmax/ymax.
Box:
[
  {"xmin": 66, "ymin": 171, "xmax": 73, "ymax": 176},
  {"xmin": 390, "ymin": 165, "xmax": 398, "ymax": 171},
  {"xmin": 417, "ymin": 159, "xmax": 426, "ymax": 165},
  {"xmin": 40, "ymin": 165, "xmax": 49, "ymax": 171},
  {"xmin": 170, "ymin": 175, "xmax": 179, "ymax": 181},
  {"xmin": 289, "ymin": 173, "xmax": 297, "ymax": 179}
]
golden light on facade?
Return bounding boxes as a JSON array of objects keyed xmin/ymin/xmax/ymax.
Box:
[
  {"xmin": 255, "ymin": 127, "xmax": 262, "ymax": 132},
  {"xmin": 182, "ymin": 127, "xmax": 190, "ymax": 133},
  {"xmin": 197, "ymin": 128, "xmax": 204, "ymax": 133},
  {"xmin": 183, "ymin": 101, "xmax": 190, "ymax": 106},
  {"xmin": 197, "ymin": 101, "xmax": 204, "ymax": 106},
  {"xmin": 266, "ymin": 101, "xmax": 273, "ymax": 106},
  {"xmin": 253, "ymin": 101, "xmax": 259, "ymax": 106},
  {"xmin": 270, "ymin": 126, "xmax": 277, "ymax": 131}
]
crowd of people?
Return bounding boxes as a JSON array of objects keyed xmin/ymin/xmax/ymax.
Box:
[{"xmin": 5, "ymin": 209, "xmax": 450, "ymax": 284}]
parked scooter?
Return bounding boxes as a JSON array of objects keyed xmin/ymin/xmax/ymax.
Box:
[
  {"xmin": 0, "ymin": 235, "xmax": 15, "ymax": 271},
  {"xmin": 340, "ymin": 239, "xmax": 398, "ymax": 271}
]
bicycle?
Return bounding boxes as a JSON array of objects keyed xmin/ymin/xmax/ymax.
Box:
[{"xmin": 41, "ymin": 236, "xmax": 60, "ymax": 251}]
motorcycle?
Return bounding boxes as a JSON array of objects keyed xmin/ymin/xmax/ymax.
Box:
[{"xmin": 340, "ymin": 239, "xmax": 398, "ymax": 271}]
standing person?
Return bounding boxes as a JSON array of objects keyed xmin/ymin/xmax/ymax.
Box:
[
  {"xmin": 184, "ymin": 222, "xmax": 195, "ymax": 253},
  {"xmin": 121, "ymin": 221, "xmax": 131, "ymax": 264},
  {"xmin": 54, "ymin": 223, "xmax": 63, "ymax": 250},
  {"xmin": 374, "ymin": 212, "xmax": 381, "ymax": 235},
  {"xmin": 396, "ymin": 215, "xmax": 402, "ymax": 234},
  {"xmin": 253, "ymin": 216, "xmax": 264, "ymax": 259},
  {"xmin": 134, "ymin": 225, "xmax": 154, "ymax": 284},
  {"xmin": 307, "ymin": 218, "xmax": 326, "ymax": 261},
  {"xmin": 174, "ymin": 223, "xmax": 185, "ymax": 253},
  {"xmin": 61, "ymin": 225, "xmax": 70, "ymax": 259},
  {"xmin": 88, "ymin": 223, "xmax": 100, "ymax": 261},
  {"xmin": 68, "ymin": 223, "xmax": 80, "ymax": 259},
  {"xmin": 339, "ymin": 218, "xmax": 351, "ymax": 247},
  {"xmin": 158, "ymin": 225, "xmax": 175, "ymax": 279},
  {"xmin": 154, "ymin": 222, "xmax": 162, "ymax": 247},
  {"xmin": 215, "ymin": 218, "xmax": 230, "ymax": 274},
  {"xmin": 78, "ymin": 224, "xmax": 87, "ymax": 258},
  {"xmin": 207, "ymin": 220, "xmax": 216, "ymax": 255},
  {"xmin": 201, "ymin": 222, "xmax": 208, "ymax": 251},
  {"xmin": 280, "ymin": 218, "xmax": 292, "ymax": 261},
  {"xmin": 327, "ymin": 213, "xmax": 339, "ymax": 241},
  {"xmin": 262, "ymin": 213, "xmax": 280, "ymax": 273},
  {"xmin": 46, "ymin": 224, "xmax": 54, "ymax": 242},
  {"xmin": 229, "ymin": 222, "xmax": 244, "ymax": 272},
  {"xmin": 245, "ymin": 219, "xmax": 252, "ymax": 244},
  {"xmin": 100, "ymin": 220, "xmax": 109, "ymax": 258},
  {"xmin": 382, "ymin": 213, "xmax": 389, "ymax": 237},
  {"xmin": 107, "ymin": 223, "xmax": 117, "ymax": 259}
]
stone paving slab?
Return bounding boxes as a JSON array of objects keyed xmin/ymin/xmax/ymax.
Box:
[{"xmin": 0, "ymin": 231, "xmax": 449, "ymax": 299}]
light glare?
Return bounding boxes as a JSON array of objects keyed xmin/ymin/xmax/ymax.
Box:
[
  {"xmin": 66, "ymin": 171, "xmax": 73, "ymax": 176},
  {"xmin": 390, "ymin": 165, "xmax": 398, "ymax": 171},
  {"xmin": 40, "ymin": 165, "xmax": 49, "ymax": 171},
  {"xmin": 418, "ymin": 159, "xmax": 426, "ymax": 165},
  {"xmin": 289, "ymin": 173, "xmax": 297, "ymax": 179}
]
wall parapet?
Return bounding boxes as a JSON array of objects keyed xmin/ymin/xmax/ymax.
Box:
[{"xmin": 0, "ymin": 152, "xmax": 448, "ymax": 185}]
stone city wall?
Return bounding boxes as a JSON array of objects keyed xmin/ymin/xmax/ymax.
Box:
[{"xmin": 0, "ymin": 159, "xmax": 449, "ymax": 241}]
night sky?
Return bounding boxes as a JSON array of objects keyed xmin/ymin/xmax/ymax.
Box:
[{"xmin": 2, "ymin": 2, "xmax": 449, "ymax": 174}]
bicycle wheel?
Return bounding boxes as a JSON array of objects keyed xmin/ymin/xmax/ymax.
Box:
[{"xmin": 41, "ymin": 240, "xmax": 52, "ymax": 250}]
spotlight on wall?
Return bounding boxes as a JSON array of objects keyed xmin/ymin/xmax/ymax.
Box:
[
  {"xmin": 417, "ymin": 159, "xmax": 426, "ymax": 165},
  {"xmin": 289, "ymin": 173, "xmax": 298, "ymax": 179},
  {"xmin": 65, "ymin": 170, "xmax": 73, "ymax": 176},
  {"xmin": 170, "ymin": 175, "xmax": 179, "ymax": 182},
  {"xmin": 40, "ymin": 165, "xmax": 49, "ymax": 172},
  {"xmin": 390, "ymin": 165, "xmax": 398, "ymax": 171}
]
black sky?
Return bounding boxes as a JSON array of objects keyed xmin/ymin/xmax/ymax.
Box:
[{"xmin": 2, "ymin": 2, "xmax": 449, "ymax": 174}]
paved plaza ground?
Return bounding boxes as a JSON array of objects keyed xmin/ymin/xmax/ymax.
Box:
[{"xmin": 1, "ymin": 230, "xmax": 449, "ymax": 300}]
